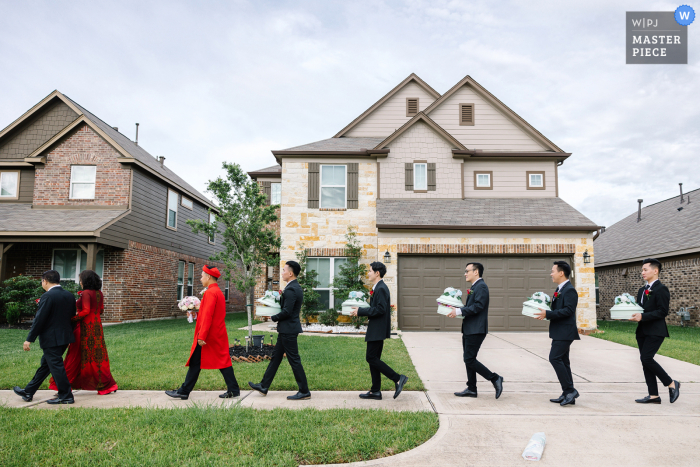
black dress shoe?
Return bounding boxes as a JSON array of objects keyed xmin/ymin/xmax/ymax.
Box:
[
  {"xmin": 635, "ymin": 396, "xmax": 661, "ymax": 404},
  {"xmin": 394, "ymin": 375, "xmax": 408, "ymax": 399},
  {"xmin": 359, "ymin": 391, "xmax": 382, "ymax": 400},
  {"xmin": 13, "ymin": 386, "xmax": 32, "ymax": 402},
  {"xmin": 550, "ymin": 394, "xmax": 565, "ymax": 403},
  {"xmin": 454, "ymin": 388, "xmax": 477, "ymax": 398},
  {"xmin": 46, "ymin": 397, "xmax": 74, "ymax": 405},
  {"xmin": 560, "ymin": 391, "xmax": 577, "ymax": 406},
  {"xmin": 287, "ymin": 391, "xmax": 311, "ymax": 400},
  {"xmin": 492, "ymin": 375, "xmax": 504, "ymax": 399},
  {"xmin": 219, "ymin": 390, "xmax": 241, "ymax": 399},
  {"xmin": 165, "ymin": 389, "xmax": 188, "ymax": 400},
  {"xmin": 248, "ymin": 382, "xmax": 268, "ymax": 396},
  {"xmin": 669, "ymin": 380, "xmax": 680, "ymax": 403}
]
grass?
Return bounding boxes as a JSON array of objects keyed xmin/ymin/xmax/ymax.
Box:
[
  {"xmin": 0, "ymin": 405, "xmax": 438, "ymax": 467},
  {"xmin": 592, "ymin": 320, "xmax": 700, "ymax": 366},
  {"xmin": 0, "ymin": 313, "xmax": 424, "ymax": 391}
]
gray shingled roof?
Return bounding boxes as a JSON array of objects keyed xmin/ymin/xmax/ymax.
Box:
[
  {"xmin": 594, "ymin": 188, "xmax": 700, "ymax": 265},
  {"xmin": 376, "ymin": 198, "xmax": 599, "ymax": 229},
  {"xmin": 0, "ymin": 204, "xmax": 126, "ymax": 232},
  {"xmin": 283, "ymin": 137, "xmax": 386, "ymax": 151},
  {"xmin": 63, "ymin": 96, "xmax": 215, "ymax": 209},
  {"xmin": 248, "ymin": 164, "xmax": 281, "ymax": 174}
]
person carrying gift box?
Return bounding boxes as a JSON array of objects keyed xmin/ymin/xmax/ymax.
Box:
[
  {"xmin": 629, "ymin": 258, "xmax": 680, "ymax": 404},
  {"xmin": 446, "ymin": 262, "xmax": 504, "ymax": 399}
]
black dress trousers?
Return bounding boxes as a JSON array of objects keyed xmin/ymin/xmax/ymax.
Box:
[
  {"xmin": 462, "ymin": 333, "xmax": 496, "ymax": 391},
  {"xmin": 25, "ymin": 344, "xmax": 72, "ymax": 399},
  {"xmin": 636, "ymin": 334, "xmax": 673, "ymax": 396},
  {"xmin": 261, "ymin": 333, "xmax": 309, "ymax": 393},
  {"xmin": 180, "ymin": 345, "xmax": 239, "ymax": 395},
  {"xmin": 549, "ymin": 340, "xmax": 575, "ymax": 394},
  {"xmin": 366, "ymin": 340, "xmax": 400, "ymax": 392}
]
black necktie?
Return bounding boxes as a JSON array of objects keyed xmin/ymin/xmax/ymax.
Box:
[{"xmin": 642, "ymin": 284, "xmax": 650, "ymax": 303}]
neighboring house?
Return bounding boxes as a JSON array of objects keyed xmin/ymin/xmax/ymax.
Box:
[
  {"xmin": 0, "ymin": 91, "xmax": 244, "ymax": 322},
  {"xmin": 594, "ymin": 187, "xmax": 699, "ymax": 327},
  {"xmin": 250, "ymin": 73, "xmax": 600, "ymax": 333}
]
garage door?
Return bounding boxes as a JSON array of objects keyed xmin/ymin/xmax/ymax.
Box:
[{"xmin": 398, "ymin": 255, "xmax": 572, "ymax": 332}]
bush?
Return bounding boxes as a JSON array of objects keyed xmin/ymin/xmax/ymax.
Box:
[
  {"xmin": 0, "ymin": 276, "xmax": 81, "ymax": 324},
  {"xmin": 318, "ymin": 308, "xmax": 339, "ymax": 326},
  {"xmin": 5, "ymin": 302, "xmax": 22, "ymax": 325},
  {"xmin": 351, "ymin": 315, "xmax": 368, "ymax": 329}
]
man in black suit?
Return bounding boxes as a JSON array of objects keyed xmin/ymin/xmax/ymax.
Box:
[
  {"xmin": 446, "ymin": 262, "xmax": 504, "ymax": 399},
  {"xmin": 249, "ymin": 260, "xmax": 310, "ymax": 400},
  {"xmin": 629, "ymin": 258, "xmax": 680, "ymax": 404},
  {"xmin": 534, "ymin": 261, "xmax": 580, "ymax": 406},
  {"xmin": 350, "ymin": 261, "xmax": 408, "ymax": 400},
  {"xmin": 13, "ymin": 270, "xmax": 76, "ymax": 404}
]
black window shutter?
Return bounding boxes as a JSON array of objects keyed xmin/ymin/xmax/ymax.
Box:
[
  {"xmin": 405, "ymin": 163, "xmax": 413, "ymax": 191},
  {"xmin": 347, "ymin": 163, "xmax": 359, "ymax": 209},
  {"xmin": 427, "ymin": 163, "xmax": 436, "ymax": 191},
  {"xmin": 308, "ymin": 163, "xmax": 319, "ymax": 208},
  {"xmin": 262, "ymin": 181, "xmax": 271, "ymax": 205}
]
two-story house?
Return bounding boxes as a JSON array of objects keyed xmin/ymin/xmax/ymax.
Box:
[
  {"xmin": 250, "ymin": 74, "xmax": 600, "ymax": 333},
  {"xmin": 0, "ymin": 91, "xmax": 244, "ymax": 322}
]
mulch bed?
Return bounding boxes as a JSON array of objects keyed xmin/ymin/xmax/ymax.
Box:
[
  {"xmin": 229, "ymin": 344, "xmax": 282, "ymax": 363},
  {"xmin": 0, "ymin": 322, "xmax": 33, "ymax": 330}
]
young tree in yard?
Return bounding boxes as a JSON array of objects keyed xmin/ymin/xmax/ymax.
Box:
[
  {"xmin": 295, "ymin": 247, "xmax": 322, "ymax": 324},
  {"xmin": 187, "ymin": 162, "xmax": 281, "ymax": 340},
  {"xmin": 332, "ymin": 226, "xmax": 369, "ymax": 328}
]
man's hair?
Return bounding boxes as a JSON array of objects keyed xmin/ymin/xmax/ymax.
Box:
[
  {"xmin": 466, "ymin": 262, "xmax": 484, "ymax": 277},
  {"xmin": 369, "ymin": 261, "xmax": 387, "ymax": 278},
  {"xmin": 642, "ymin": 258, "xmax": 662, "ymax": 273},
  {"xmin": 286, "ymin": 260, "xmax": 301, "ymax": 277},
  {"xmin": 42, "ymin": 270, "xmax": 60, "ymax": 284},
  {"xmin": 205, "ymin": 265, "xmax": 219, "ymax": 281},
  {"xmin": 553, "ymin": 261, "xmax": 572, "ymax": 279},
  {"xmin": 79, "ymin": 269, "xmax": 102, "ymax": 291}
]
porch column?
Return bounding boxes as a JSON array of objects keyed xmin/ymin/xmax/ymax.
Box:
[
  {"xmin": 86, "ymin": 243, "xmax": 98, "ymax": 272},
  {"xmin": 0, "ymin": 243, "xmax": 13, "ymax": 282}
]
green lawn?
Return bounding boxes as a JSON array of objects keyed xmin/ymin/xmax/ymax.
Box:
[
  {"xmin": 0, "ymin": 405, "xmax": 438, "ymax": 467},
  {"xmin": 592, "ymin": 320, "xmax": 700, "ymax": 366},
  {"xmin": 0, "ymin": 313, "xmax": 424, "ymax": 391}
]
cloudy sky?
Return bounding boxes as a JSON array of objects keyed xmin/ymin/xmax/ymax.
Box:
[{"xmin": 1, "ymin": 0, "xmax": 697, "ymax": 227}]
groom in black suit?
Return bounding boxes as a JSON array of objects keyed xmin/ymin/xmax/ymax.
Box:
[
  {"xmin": 534, "ymin": 261, "xmax": 580, "ymax": 406},
  {"xmin": 629, "ymin": 258, "xmax": 680, "ymax": 404},
  {"xmin": 350, "ymin": 261, "xmax": 408, "ymax": 400},
  {"xmin": 446, "ymin": 262, "xmax": 503, "ymax": 399},
  {"xmin": 13, "ymin": 270, "xmax": 76, "ymax": 404}
]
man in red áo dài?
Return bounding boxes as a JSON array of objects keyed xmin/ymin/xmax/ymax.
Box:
[{"xmin": 166, "ymin": 265, "xmax": 240, "ymax": 400}]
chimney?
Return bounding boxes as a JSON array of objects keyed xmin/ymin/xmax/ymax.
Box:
[
  {"xmin": 112, "ymin": 126, "xmax": 118, "ymax": 131},
  {"xmin": 679, "ymin": 183, "xmax": 684, "ymax": 203},
  {"xmin": 637, "ymin": 199, "xmax": 643, "ymax": 222},
  {"xmin": 158, "ymin": 156, "xmax": 165, "ymax": 167},
  {"xmin": 601, "ymin": 226, "xmax": 606, "ymax": 233},
  {"xmin": 135, "ymin": 123, "xmax": 140, "ymax": 146}
]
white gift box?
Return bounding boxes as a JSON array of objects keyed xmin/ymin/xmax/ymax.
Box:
[
  {"xmin": 255, "ymin": 304, "xmax": 281, "ymax": 317},
  {"xmin": 436, "ymin": 295, "xmax": 465, "ymax": 319},
  {"xmin": 522, "ymin": 300, "xmax": 550, "ymax": 320},
  {"xmin": 340, "ymin": 298, "xmax": 370, "ymax": 315},
  {"xmin": 610, "ymin": 303, "xmax": 643, "ymax": 320}
]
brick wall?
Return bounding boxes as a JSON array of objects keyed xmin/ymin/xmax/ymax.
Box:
[{"xmin": 596, "ymin": 255, "xmax": 700, "ymax": 327}]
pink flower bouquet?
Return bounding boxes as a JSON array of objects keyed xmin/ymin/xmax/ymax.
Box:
[{"xmin": 178, "ymin": 296, "xmax": 201, "ymax": 323}]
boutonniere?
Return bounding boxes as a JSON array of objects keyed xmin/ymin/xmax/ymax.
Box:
[
  {"xmin": 369, "ymin": 290, "xmax": 374, "ymax": 296},
  {"xmin": 644, "ymin": 289, "xmax": 652, "ymax": 298},
  {"xmin": 466, "ymin": 289, "xmax": 473, "ymax": 296},
  {"xmin": 553, "ymin": 292, "xmax": 560, "ymax": 299},
  {"xmin": 35, "ymin": 298, "xmax": 41, "ymax": 305}
]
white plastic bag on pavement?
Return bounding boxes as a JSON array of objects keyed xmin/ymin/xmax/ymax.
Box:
[{"xmin": 522, "ymin": 432, "xmax": 546, "ymax": 461}]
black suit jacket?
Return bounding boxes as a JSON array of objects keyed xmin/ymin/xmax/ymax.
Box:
[
  {"xmin": 26, "ymin": 285, "xmax": 76, "ymax": 349},
  {"xmin": 459, "ymin": 279, "xmax": 489, "ymax": 335},
  {"xmin": 272, "ymin": 279, "xmax": 303, "ymax": 334},
  {"xmin": 545, "ymin": 281, "xmax": 580, "ymax": 341},
  {"xmin": 358, "ymin": 280, "xmax": 392, "ymax": 342},
  {"xmin": 635, "ymin": 281, "xmax": 670, "ymax": 338}
]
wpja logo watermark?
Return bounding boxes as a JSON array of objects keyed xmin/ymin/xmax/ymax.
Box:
[{"xmin": 626, "ymin": 6, "xmax": 694, "ymax": 64}]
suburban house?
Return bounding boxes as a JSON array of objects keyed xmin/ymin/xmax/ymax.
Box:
[
  {"xmin": 595, "ymin": 186, "xmax": 699, "ymax": 327},
  {"xmin": 0, "ymin": 91, "xmax": 244, "ymax": 322},
  {"xmin": 250, "ymin": 73, "xmax": 600, "ymax": 333}
]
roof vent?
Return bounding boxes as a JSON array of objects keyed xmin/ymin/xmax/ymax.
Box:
[
  {"xmin": 459, "ymin": 103, "xmax": 474, "ymax": 126},
  {"xmin": 135, "ymin": 123, "xmax": 140, "ymax": 146},
  {"xmin": 112, "ymin": 127, "xmax": 118, "ymax": 131},
  {"xmin": 406, "ymin": 98, "xmax": 419, "ymax": 117},
  {"xmin": 637, "ymin": 199, "xmax": 643, "ymax": 222},
  {"xmin": 679, "ymin": 183, "xmax": 684, "ymax": 203},
  {"xmin": 158, "ymin": 156, "xmax": 165, "ymax": 167}
]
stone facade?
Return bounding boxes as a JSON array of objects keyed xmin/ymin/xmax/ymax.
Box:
[{"xmin": 596, "ymin": 254, "xmax": 700, "ymax": 327}]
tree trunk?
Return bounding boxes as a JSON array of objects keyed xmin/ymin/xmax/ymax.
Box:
[{"xmin": 247, "ymin": 287, "xmax": 254, "ymax": 341}]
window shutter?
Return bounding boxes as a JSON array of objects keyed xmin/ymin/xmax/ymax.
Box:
[
  {"xmin": 347, "ymin": 163, "xmax": 358, "ymax": 209},
  {"xmin": 460, "ymin": 104, "xmax": 474, "ymax": 125},
  {"xmin": 406, "ymin": 98, "xmax": 419, "ymax": 117},
  {"xmin": 405, "ymin": 163, "xmax": 413, "ymax": 191},
  {"xmin": 427, "ymin": 163, "xmax": 436, "ymax": 191},
  {"xmin": 262, "ymin": 181, "xmax": 271, "ymax": 205},
  {"xmin": 308, "ymin": 163, "xmax": 319, "ymax": 208}
]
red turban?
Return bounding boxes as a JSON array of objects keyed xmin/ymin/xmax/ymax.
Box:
[{"xmin": 203, "ymin": 265, "xmax": 221, "ymax": 278}]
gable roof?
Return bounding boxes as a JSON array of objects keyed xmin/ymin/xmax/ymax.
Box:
[
  {"xmin": 423, "ymin": 75, "xmax": 564, "ymax": 153},
  {"xmin": 248, "ymin": 164, "xmax": 282, "ymax": 179},
  {"xmin": 594, "ymin": 188, "xmax": 700, "ymax": 266},
  {"xmin": 333, "ymin": 73, "xmax": 440, "ymax": 138},
  {"xmin": 373, "ymin": 112, "xmax": 466, "ymax": 150}
]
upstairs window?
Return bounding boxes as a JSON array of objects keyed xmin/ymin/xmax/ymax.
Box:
[
  {"xmin": 475, "ymin": 171, "xmax": 492, "ymax": 190},
  {"xmin": 208, "ymin": 212, "xmax": 215, "ymax": 244},
  {"xmin": 70, "ymin": 166, "xmax": 96, "ymax": 199},
  {"xmin": 406, "ymin": 98, "xmax": 419, "ymax": 117},
  {"xmin": 320, "ymin": 165, "xmax": 346, "ymax": 209},
  {"xmin": 0, "ymin": 171, "xmax": 19, "ymax": 199},
  {"xmin": 271, "ymin": 183, "xmax": 281, "ymax": 205},
  {"xmin": 181, "ymin": 196, "xmax": 193, "ymax": 210},
  {"xmin": 459, "ymin": 103, "xmax": 475, "ymax": 126},
  {"xmin": 167, "ymin": 189, "xmax": 178, "ymax": 230},
  {"xmin": 527, "ymin": 172, "xmax": 545, "ymax": 190},
  {"xmin": 413, "ymin": 163, "xmax": 427, "ymax": 191}
]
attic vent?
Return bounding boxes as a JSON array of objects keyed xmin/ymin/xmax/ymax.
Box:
[
  {"xmin": 459, "ymin": 103, "xmax": 474, "ymax": 126},
  {"xmin": 406, "ymin": 98, "xmax": 419, "ymax": 117}
]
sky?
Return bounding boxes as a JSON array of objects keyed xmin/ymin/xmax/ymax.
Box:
[{"xmin": 0, "ymin": 0, "xmax": 698, "ymax": 227}]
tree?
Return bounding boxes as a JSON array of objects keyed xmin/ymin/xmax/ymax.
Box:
[
  {"xmin": 331, "ymin": 226, "xmax": 369, "ymax": 328},
  {"xmin": 187, "ymin": 162, "xmax": 281, "ymax": 340},
  {"xmin": 295, "ymin": 247, "xmax": 322, "ymax": 324}
]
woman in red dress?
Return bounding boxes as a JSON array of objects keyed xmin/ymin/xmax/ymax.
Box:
[{"xmin": 49, "ymin": 269, "xmax": 118, "ymax": 395}]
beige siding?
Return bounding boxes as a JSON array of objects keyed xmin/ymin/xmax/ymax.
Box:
[
  {"xmin": 429, "ymin": 85, "xmax": 547, "ymax": 151},
  {"xmin": 345, "ymin": 82, "xmax": 438, "ymax": 137},
  {"xmin": 463, "ymin": 160, "xmax": 556, "ymax": 197}
]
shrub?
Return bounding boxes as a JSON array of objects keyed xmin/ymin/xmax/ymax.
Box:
[
  {"xmin": 296, "ymin": 247, "xmax": 323, "ymax": 324},
  {"xmin": 318, "ymin": 308, "xmax": 339, "ymax": 326},
  {"xmin": 0, "ymin": 276, "xmax": 81, "ymax": 324},
  {"xmin": 5, "ymin": 302, "xmax": 22, "ymax": 325}
]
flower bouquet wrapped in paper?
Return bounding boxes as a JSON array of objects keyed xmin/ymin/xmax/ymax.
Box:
[
  {"xmin": 610, "ymin": 293, "xmax": 643, "ymax": 320},
  {"xmin": 178, "ymin": 296, "xmax": 201, "ymax": 323},
  {"xmin": 340, "ymin": 291, "xmax": 371, "ymax": 315},
  {"xmin": 522, "ymin": 292, "xmax": 551, "ymax": 320},
  {"xmin": 436, "ymin": 287, "xmax": 464, "ymax": 319},
  {"xmin": 256, "ymin": 290, "xmax": 281, "ymax": 317}
]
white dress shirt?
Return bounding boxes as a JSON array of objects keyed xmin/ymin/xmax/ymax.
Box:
[{"xmin": 641, "ymin": 279, "xmax": 657, "ymax": 304}]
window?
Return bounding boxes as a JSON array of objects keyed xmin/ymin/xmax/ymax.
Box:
[
  {"xmin": 271, "ymin": 183, "xmax": 281, "ymax": 205},
  {"xmin": 224, "ymin": 280, "xmax": 230, "ymax": 301},
  {"xmin": 307, "ymin": 257, "xmax": 348, "ymax": 310},
  {"xmin": 208, "ymin": 212, "xmax": 215, "ymax": 244},
  {"xmin": 0, "ymin": 171, "xmax": 19, "ymax": 199},
  {"xmin": 167, "ymin": 189, "xmax": 178, "ymax": 229},
  {"xmin": 459, "ymin": 103, "xmax": 474, "ymax": 126},
  {"xmin": 69, "ymin": 166, "xmax": 96, "ymax": 199},
  {"xmin": 527, "ymin": 171, "xmax": 546, "ymax": 190},
  {"xmin": 595, "ymin": 272, "xmax": 600, "ymax": 306},
  {"xmin": 52, "ymin": 248, "xmax": 104, "ymax": 282},
  {"xmin": 413, "ymin": 163, "xmax": 427, "ymax": 191},
  {"xmin": 474, "ymin": 171, "xmax": 492, "ymax": 190},
  {"xmin": 187, "ymin": 262, "xmax": 194, "ymax": 296},
  {"xmin": 177, "ymin": 261, "xmax": 185, "ymax": 300},
  {"xmin": 406, "ymin": 98, "xmax": 419, "ymax": 117},
  {"xmin": 320, "ymin": 165, "xmax": 346, "ymax": 209},
  {"xmin": 181, "ymin": 196, "xmax": 193, "ymax": 210}
]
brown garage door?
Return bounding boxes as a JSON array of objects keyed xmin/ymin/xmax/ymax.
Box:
[{"xmin": 398, "ymin": 255, "xmax": 572, "ymax": 332}]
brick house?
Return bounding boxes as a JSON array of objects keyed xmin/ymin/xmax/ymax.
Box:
[
  {"xmin": 594, "ymin": 187, "xmax": 699, "ymax": 327},
  {"xmin": 249, "ymin": 74, "xmax": 600, "ymax": 332},
  {"xmin": 0, "ymin": 91, "xmax": 245, "ymax": 322}
]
